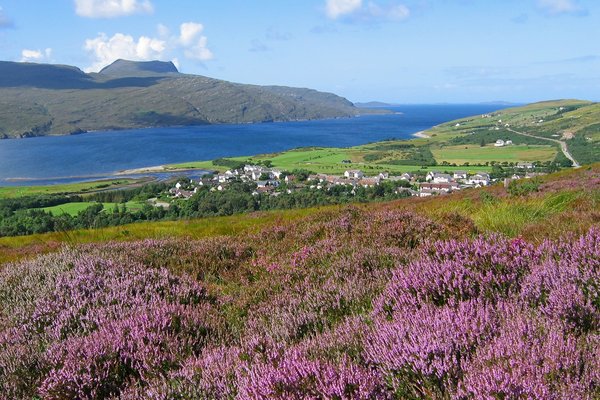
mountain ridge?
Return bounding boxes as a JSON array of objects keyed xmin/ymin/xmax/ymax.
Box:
[{"xmin": 0, "ymin": 60, "xmax": 364, "ymax": 139}]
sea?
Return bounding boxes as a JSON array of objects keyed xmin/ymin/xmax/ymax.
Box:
[{"xmin": 0, "ymin": 104, "xmax": 511, "ymax": 186}]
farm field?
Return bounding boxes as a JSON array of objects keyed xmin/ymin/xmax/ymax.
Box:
[
  {"xmin": 167, "ymin": 143, "xmax": 493, "ymax": 175},
  {"xmin": 39, "ymin": 201, "xmax": 146, "ymax": 216},
  {"xmin": 431, "ymin": 144, "xmax": 557, "ymax": 164}
]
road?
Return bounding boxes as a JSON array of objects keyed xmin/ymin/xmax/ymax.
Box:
[{"xmin": 506, "ymin": 127, "xmax": 580, "ymax": 168}]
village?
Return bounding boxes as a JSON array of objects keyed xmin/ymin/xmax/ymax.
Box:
[{"xmin": 169, "ymin": 161, "xmax": 545, "ymax": 200}]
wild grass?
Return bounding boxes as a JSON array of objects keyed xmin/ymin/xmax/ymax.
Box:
[
  {"xmin": 0, "ymin": 205, "xmax": 335, "ymax": 265},
  {"xmin": 470, "ymin": 191, "xmax": 580, "ymax": 236}
]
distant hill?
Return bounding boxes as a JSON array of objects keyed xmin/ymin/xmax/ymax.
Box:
[{"xmin": 0, "ymin": 60, "xmax": 363, "ymax": 138}]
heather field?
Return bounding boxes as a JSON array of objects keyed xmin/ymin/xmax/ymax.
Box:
[{"xmin": 1, "ymin": 167, "xmax": 599, "ymax": 399}]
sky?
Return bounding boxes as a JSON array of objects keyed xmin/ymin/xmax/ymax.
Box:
[{"xmin": 0, "ymin": 0, "xmax": 599, "ymax": 103}]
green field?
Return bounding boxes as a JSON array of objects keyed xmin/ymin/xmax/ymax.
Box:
[
  {"xmin": 40, "ymin": 201, "xmax": 146, "ymax": 216},
  {"xmin": 432, "ymin": 144, "xmax": 557, "ymax": 164},
  {"xmin": 167, "ymin": 144, "xmax": 493, "ymax": 175},
  {"xmin": 0, "ymin": 179, "xmax": 145, "ymax": 199}
]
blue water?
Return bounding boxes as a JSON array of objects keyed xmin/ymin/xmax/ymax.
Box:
[{"xmin": 0, "ymin": 104, "xmax": 511, "ymax": 186}]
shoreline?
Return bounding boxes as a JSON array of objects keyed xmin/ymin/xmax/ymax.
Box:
[
  {"xmin": 115, "ymin": 165, "xmax": 168, "ymax": 175},
  {"xmin": 412, "ymin": 131, "xmax": 431, "ymax": 138}
]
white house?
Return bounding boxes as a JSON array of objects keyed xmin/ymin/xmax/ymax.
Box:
[
  {"xmin": 244, "ymin": 165, "xmax": 263, "ymax": 174},
  {"xmin": 517, "ymin": 162, "xmax": 535, "ymax": 169},
  {"xmin": 344, "ymin": 170, "xmax": 364, "ymax": 180},
  {"xmin": 358, "ymin": 177, "xmax": 381, "ymax": 188},
  {"xmin": 400, "ymin": 172, "xmax": 414, "ymax": 181},
  {"xmin": 453, "ymin": 171, "xmax": 468, "ymax": 180},
  {"xmin": 494, "ymin": 139, "xmax": 505, "ymax": 147},
  {"xmin": 431, "ymin": 173, "xmax": 453, "ymax": 184},
  {"xmin": 419, "ymin": 182, "xmax": 460, "ymax": 193},
  {"xmin": 467, "ymin": 173, "xmax": 491, "ymax": 186},
  {"xmin": 251, "ymin": 170, "xmax": 275, "ymax": 181},
  {"xmin": 425, "ymin": 171, "xmax": 440, "ymax": 181}
]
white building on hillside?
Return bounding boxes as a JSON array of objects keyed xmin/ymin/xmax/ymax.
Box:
[{"xmin": 344, "ymin": 170, "xmax": 364, "ymax": 180}]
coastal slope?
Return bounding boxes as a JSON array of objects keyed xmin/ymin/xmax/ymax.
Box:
[{"xmin": 0, "ymin": 59, "xmax": 362, "ymax": 138}]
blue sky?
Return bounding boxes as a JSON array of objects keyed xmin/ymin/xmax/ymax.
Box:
[{"xmin": 0, "ymin": 0, "xmax": 599, "ymax": 103}]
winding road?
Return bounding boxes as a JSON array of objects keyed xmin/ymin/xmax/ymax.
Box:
[{"xmin": 506, "ymin": 127, "xmax": 580, "ymax": 168}]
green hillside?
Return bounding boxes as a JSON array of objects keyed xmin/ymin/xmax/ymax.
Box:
[
  {"xmin": 0, "ymin": 59, "xmax": 364, "ymax": 138},
  {"xmin": 421, "ymin": 99, "xmax": 600, "ymax": 166}
]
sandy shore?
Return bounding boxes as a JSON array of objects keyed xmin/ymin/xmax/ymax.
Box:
[
  {"xmin": 412, "ymin": 131, "xmax": 431, "ymax": 138},
  {"xmin": 116, "ymin": 164, "xmax": 213, "ymax": 176},
  {"xmin": 116, "ymin": 165, "xmax": 167, "ymax": 175}
]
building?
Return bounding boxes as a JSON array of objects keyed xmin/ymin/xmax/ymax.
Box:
[
  {"xmin": 344, "ymin": 170, "xmax": 364, "ymax": 180},
  {"xmin": 430, "ymin": 173, "xmax": 453, "ymax": 184},
  {"xmin": 419, "ymin": 182, "xmax": 460, "ymax": 193},
  {"xmin": 494, "ymin": 139, "xmax": 505, "ymax": 147},
  {"xmin": 467, "ymin": 173, "xmax": 491, "ymax": 186},
  {"xmin": 453, "ymin": 171, "xmax": 468, "ymax": 180},
  {"xmin": 400, "ymin": 172, "xmax": 414, "ymax": 181},
  {"xmin": 284, "ymin": 175, "xmax": 296, "ymax": 183},
  {"xmin": 516, "ymin": 162, "xmax": 535, "ymax": 169},
  {"xmin": 358, "ymin": 177, "xmax": 380, "ymax": 187}
]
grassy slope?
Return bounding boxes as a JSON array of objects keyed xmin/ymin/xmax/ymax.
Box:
[
  {"xmin": 0, "ymin": 178, "xmax": 145, "ymax": 199},
  {"xmin": 2, "ymin": 164, "xmax": 598, "ymax": 265},
  {"xmin": 421, "ymin": 99, "xmax": 599, "ymax": 165}
]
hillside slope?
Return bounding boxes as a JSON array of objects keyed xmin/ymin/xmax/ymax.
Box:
[
  {"xmin": 0, "ymin": 59, "xmax": 361, "ymax": 138},
  {"xmin": 422, "ymin": 99, "xmax": 600, "ymax": 166},
  {"xmin": 0, "ymin": 165, "xmax": 598, "ymax": 398}
]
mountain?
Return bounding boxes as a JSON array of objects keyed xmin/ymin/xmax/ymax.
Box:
[
  {"xmin": 0, "ymin": 60, "xmax": 363, "ymax": 139},
  {"xmin": 98, "ymin": 59, "xmax": 179, "ymax": 77}
]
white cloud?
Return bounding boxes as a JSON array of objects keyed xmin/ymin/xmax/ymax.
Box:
[
  {"xmin": 84, "ymin": 22, "xmax": 213, "ymax": 72},
  {"xmin": 74, "ymin": 0, "xmax": 153, "ymax": 18},
  {"xmin": 537, "ymin": 0, "xmax": 586, "ymax": 15},
  {"xmin": 178, "ymin": 22, "xmax": 213, "ymax": 61},
  {"xmin": 179, "ymin": 22, "xmax": 203, "ymax": 46},
  {"xmin": 326, "ymin": 0, "xmax": 362, "ymax": 19},
  {"xmin": 84, "ymin": 33, "xmax": 166, "ymax": 71},
  {"xmin": 325, "ymin": 0, "xmax": 410, "ymax": 22},
  {"xmin": 20, "ymin": 48, "xmax": 52, "ymax": 62}
]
